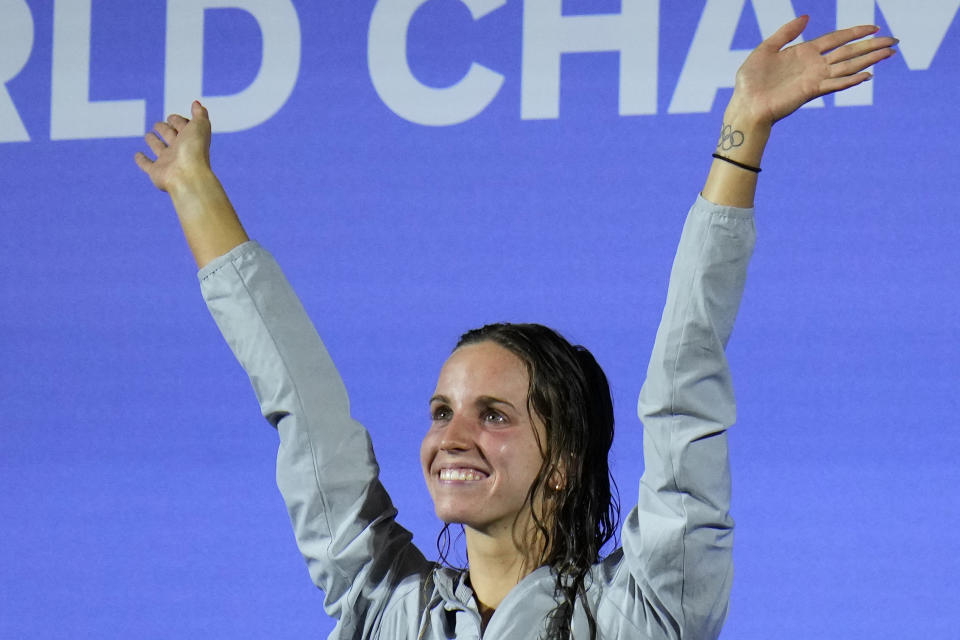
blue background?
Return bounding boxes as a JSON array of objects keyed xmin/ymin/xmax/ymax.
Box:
[{"xmin": 1, "ymin": 1, "xmax": 958, "ymax": 637}]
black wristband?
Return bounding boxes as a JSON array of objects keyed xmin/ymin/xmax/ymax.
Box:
[{"xmin": 712, "ymin": 152, "xmax": 762, "ymax": 174}]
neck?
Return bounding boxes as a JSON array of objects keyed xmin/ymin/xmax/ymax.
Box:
[{"xmin": 464, "ymin": 526, "xmax": 538, "ymax": 618}]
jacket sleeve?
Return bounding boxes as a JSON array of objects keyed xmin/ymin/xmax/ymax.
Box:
[
  {"xmin": 198, "ymin": 241, "xmax": 429, "ymax": 632},
  {"xmin": 623, "ymin": 196, "xmax": 754, "ymax": 639}
]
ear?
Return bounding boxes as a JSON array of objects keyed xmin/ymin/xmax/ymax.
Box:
[{"xmin": 548, "ymin": 463, "xmax": 567, "ymax": 492}]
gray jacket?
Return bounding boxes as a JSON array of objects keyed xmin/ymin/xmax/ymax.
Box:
[{"xmin": 198, "ymin": 196, "xmax": 755, "ymax": 639}]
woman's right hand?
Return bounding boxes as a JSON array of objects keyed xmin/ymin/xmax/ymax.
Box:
[
  {"xmin": 133, "ymin": 101, "xmax": 248, "ymax": 268},
  {"xmin": 135, "ymin": 100, "xmax": 212, "ymax": 195}
]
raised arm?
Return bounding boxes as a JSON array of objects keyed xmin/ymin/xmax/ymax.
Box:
[
  {"xmin": 136, "ymin": 104, "xmax": 429, "ymax": 634},
  {"xmin": 621, "ymin": 17, "xmax": 897, "ymax": 640}
]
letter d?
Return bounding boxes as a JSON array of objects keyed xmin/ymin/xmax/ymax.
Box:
[{"xmin": 164, "ymin": 0, "xmax": 301, "ymax": 133}]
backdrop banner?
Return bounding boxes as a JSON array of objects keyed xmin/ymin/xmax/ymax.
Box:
[{"xmin": 2, "ymin": 1, "xmax": 958, "ymax": 637}]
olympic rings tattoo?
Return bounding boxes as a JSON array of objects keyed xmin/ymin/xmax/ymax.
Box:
[{"xmin": 717, "ymin": 124, "xmax": 745, "ymax": 151}]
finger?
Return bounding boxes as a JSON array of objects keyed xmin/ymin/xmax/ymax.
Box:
[
  {"xmin": 134, "ymin": 151, "xmax": 153, "ymax": 173},
  {"xmin": 829, "ymin": 47, "xmax": 896, "ymax": 79},
  {"xmin": 185, "ymin": 100, "xmax": 212, "ymax": 136},
  {"xmin": 154, "ymin": 121, "xmax": 178, "ymax": 144},
  {"xmin": 166, "ymin": 113, "xmax": 189, "ymax": 133},
  {"xmin": 819, "ymin": 71, "xmax": 872, "ymax": 96},
  {"xmin": 145, "ymin": 131, "xmax": 166, "ymax": 155},
  {"xmin": 191, "ymin": 100, "xmax": 209, "ymax": 123},
  {"xmin": 810, "ymin": 24, "xmax": 879, "ymax": 54},
  {"xmin": 765, "ymin": 14, "xmax": 809, "ymax": 50},
  {"xmin": 824, "ymin": 36, "xmax": 898, "ymax": 65}
]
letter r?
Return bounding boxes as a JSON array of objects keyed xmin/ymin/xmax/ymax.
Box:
[{"xmin": 0, "ymin": 0, "xmax": 33, "ymax": 142}]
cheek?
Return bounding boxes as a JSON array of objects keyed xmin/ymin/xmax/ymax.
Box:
[
  {"xmin": 419, "ymin": 430, "xmax": 438, "ymax": 475},
  {"xmin": 493, "ymin": 436, "xmax": 544, "ymax": 482}
]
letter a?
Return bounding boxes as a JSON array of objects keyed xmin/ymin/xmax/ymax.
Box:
[{"xmin": 669, "ymin": 0, "xmax": 823, "ymax": 114}]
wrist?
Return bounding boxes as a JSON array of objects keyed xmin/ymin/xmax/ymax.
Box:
[
  {"xmin": 167, "ymin": 164, "xmax": 219, "ymax": 204},
  {"xmin": 718, "ymin": 98, "xmax": 772, "ymax": 167},
  {"xmin": 702, "ymin": 99, "xmax": 771, "ymax": 208},
  {"xmin": 166, "ymin": 165, "xmax": 248, "ymax": 268}
]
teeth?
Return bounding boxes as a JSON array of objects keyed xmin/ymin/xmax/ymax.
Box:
[{"xmin": 439, "ymin": 468, "xmax": 487, "ymax": 482}]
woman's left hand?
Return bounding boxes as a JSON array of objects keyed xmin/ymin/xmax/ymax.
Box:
[{"xmin": 731, "ymin": 15, "xmax": 898, "ymax": 127}]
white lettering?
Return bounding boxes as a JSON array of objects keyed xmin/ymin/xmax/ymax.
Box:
[
  {"xmin": 50, "ymin": 0, "xmax": 146, "ymax": 140},
  {"xmin": 164, "ymin": 0, "xmax": 301, "ymax": 133},
  {"xmin": 836, "ymin": 0, "xmax": 960, "ymax": 106},
  {"xmin": 521, "ymin": 0, "xmax": 658, "ymax": 120},
  {"xmin": 4, "ymin": 1, "xmax": 955, "ymax": 142},
  {"xmin": 368, "ymin": 0, "xmax": 505, "ymax": 126},
  {"xmin": 0, "ymin": 0, "xmax": 33, "ymax": 142},
  {"xmin": 669, "ymin": 0, "xmax": 823, "ymax": 114}
]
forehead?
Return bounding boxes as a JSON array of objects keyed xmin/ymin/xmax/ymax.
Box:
[{"xmin": 434, "ymin": 341, "xmax": 530, "ymax": 399}]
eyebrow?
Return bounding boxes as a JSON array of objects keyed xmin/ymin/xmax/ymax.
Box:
[
  {"xmin": 428, "ymin": 394, "xmax": 519, "ymax": 411},
  {"xmin": 477, "ymin": 395, "xmax": 518, "ymax": 411}
]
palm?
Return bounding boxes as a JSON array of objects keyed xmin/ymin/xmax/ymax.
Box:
[
  {"xmin": 734, "ymin": 17, "xmax": 897, "ymax": 126},
  {"xmin": 135, "ymin": 102, "xmax": 212, "ymax": 193}
]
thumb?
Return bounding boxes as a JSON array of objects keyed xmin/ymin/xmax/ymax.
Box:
[
  {"xmin": 765, "ymin": 14, "xmax": 809, "ymax": 51},
  {"xmin": 191, "ymin": 100, "xmax": 210, "ymax": 124}
]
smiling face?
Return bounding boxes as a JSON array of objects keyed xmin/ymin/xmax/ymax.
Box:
[{"xmin": 420, "ymin": 340, "xmax": 547, "ymax": 538}]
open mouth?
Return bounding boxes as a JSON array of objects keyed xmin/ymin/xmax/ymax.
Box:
[{"xmin": 438, "ymin": 468, "xmax": 489, "ymax": 482}]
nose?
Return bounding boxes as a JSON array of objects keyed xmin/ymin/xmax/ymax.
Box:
[{"xmin": 439, "ymin": 412, "xmax": 475, "ymax": 452}]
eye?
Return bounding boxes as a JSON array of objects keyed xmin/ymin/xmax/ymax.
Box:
[
  {"xmin": 431, "ymin": 405, "xmax": 452, "ymax": 422},
  {"xmin": 481, "ymin": 409, "xmax": 508, "ymax": 425}
]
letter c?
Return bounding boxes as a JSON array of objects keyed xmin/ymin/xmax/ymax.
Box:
[{"xmin": 368, "ymin": 0, "xmax": 505, "ymax": 126}]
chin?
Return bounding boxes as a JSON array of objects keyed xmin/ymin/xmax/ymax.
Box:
[
  {"xmin": 433, "ymin": 499, "xmax": 494, "ymax": 530},
  {"xmin": 432, "ymin": 501, "xmax": 475, "ymax": 525}
]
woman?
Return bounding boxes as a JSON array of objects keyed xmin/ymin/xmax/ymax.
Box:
[{"xmin": 136, "ymin": 16, "xmax": 896, "ymax": 639}]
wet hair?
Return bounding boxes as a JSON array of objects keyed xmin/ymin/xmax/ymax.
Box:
[{"xmin": 438, "ymin": 322, "xmax": 620, "ymax": 640}]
